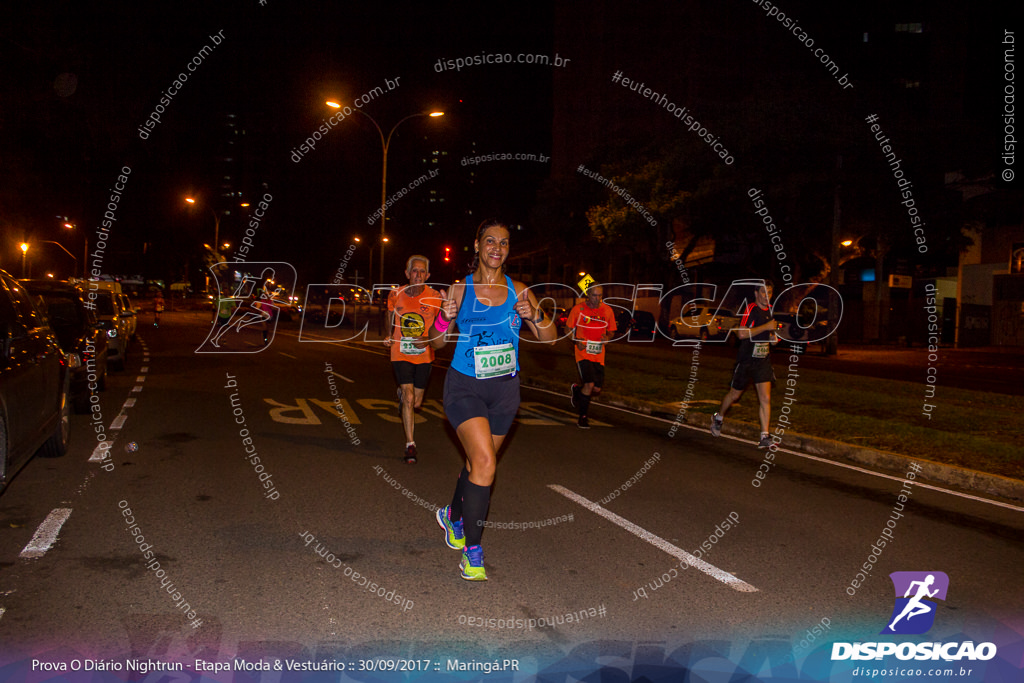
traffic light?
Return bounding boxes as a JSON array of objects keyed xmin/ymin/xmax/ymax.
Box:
[{"xmin": 444, "ymin": 246, "xmax": 451, "ymax": 263}]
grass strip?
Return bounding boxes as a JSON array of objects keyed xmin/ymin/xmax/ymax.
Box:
[{"xmin": 519, "ymin": 340, "xmax": 1024, "ymax": 480}]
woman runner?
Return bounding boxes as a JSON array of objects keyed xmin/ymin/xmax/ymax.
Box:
[{"xmin": 432, "ymin": 219, "xmax": 556, "ymax": 580}]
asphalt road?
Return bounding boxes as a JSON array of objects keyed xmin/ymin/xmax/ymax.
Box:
[{"xmin": 0, "ymin": 311, "xmax": 1021, "ymax": 679}]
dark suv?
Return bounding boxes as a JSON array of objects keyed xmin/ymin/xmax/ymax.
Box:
[
  {"xmin": 21, "ymin": 279, "xmax": 109, "ymax": 412},
  {"xmin": 0, "ymin": 270, "xmax": 72, "ymax": 495}
]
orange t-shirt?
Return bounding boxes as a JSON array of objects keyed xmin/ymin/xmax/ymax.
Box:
[
  {"xmin": 568, "ymin": 301, "xmax": 617, "ymax": 364},
  {"xmin": 387, "ymin": 285, "xmax": 441, "ymax": 363}
]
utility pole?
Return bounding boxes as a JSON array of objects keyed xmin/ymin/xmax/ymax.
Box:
[{"xmin": 826, "ymin": 154, "xmax": 843, "ymax": 356}]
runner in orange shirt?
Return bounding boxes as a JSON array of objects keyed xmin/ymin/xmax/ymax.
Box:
[
  {"xmin": 567, "ymin": 285, "xmax": 617, "ymax": 429},
  {"xmin": 385, "ymin": 255, "xmax": 442, "ymax": 463}
]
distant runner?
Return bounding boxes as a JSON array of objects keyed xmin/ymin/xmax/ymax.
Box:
[
  {"xmin": 710, "ymin": 281, "xmax": 779, "ymax": 448},
  {"xmin": 567, "ymin": 285, "xmax": 616, "ymax": 429}
]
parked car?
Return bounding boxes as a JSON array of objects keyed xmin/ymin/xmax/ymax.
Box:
[
  {"xmin": 0, "ymin": 270, "xmax": 72, "ymax": 495},
  {"xmin": 666, "ymin": 304, "xmax": 718, "ymax": 340},
  {"xmin": 630, "ymin": 310, "xmax": 657, "ymax": 339},
  {"xmin": 117, "ymin": 292, "xmax": 138, "ymax": 339},
  {"xmin": 774, "ymin": 300, "xmax": 831, "ymax": 343},
  {"xmin": 21, "ymin": 280, "xmax": 108, "ymax": 413},
  {"xmin": 614, "ymin": 309, "xmax": 657, "ymax": 340},
  {"xmin": 86, "ymin": 288, "xmax": 132, "ymax": 370}
]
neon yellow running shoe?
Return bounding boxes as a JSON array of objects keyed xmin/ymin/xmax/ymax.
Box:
[
  {"xmin": 436, "ymin": 505, "xmax": 465, "ymax": 550},
  {"xmin": 460, "ymin": 544, "xmax": 487, "ymax": 581}
]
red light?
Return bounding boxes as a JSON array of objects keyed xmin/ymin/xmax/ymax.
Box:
[{"xmin": 444, "ymin": 246, "xmax": 451, "ymax": 263}]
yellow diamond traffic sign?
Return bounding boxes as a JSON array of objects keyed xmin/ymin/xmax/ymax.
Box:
[{"xmin": 577, "ymin": 273, "xmax": 595, "ymax": 294}]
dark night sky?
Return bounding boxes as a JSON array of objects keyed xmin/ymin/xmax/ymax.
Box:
[{"xmin": 0, "ymin": 1, "xmax": 1015, "ymax": 285}]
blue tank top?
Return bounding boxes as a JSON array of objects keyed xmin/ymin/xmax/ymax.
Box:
[{"xmin": 450, "ymin": 274, "xmax": 522, "ymax": 378}]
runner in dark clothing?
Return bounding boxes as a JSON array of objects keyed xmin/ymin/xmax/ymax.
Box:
[{"xmin": 710, "ymin": 282, "xmax": 779, "ymax": 448}]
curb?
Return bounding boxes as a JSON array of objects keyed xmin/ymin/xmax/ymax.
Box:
[{"xmin": 520, "ymin": 377, "xmax": 1024, "ymax": 505}]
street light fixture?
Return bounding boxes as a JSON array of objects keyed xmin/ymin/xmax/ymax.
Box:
[
  {"xmin": 185, "ymin": 197, "xmax": 222, "ymax": 260},
  {"xmin": 20, "ymin": 243, "xmax": 29, "ymax": 277},
  {"xmin": 61, "ymin": 220, "xmax": 88, "ymax": 278},
  {"xmin": 325, "ymin": 101, "xmax": 444, "ymax": 284},
  {"xmin": 36, "ymin": 240, "xmax": 78, "ymax": 278}
]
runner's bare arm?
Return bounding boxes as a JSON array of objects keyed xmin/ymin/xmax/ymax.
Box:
[
  {"xmin": 429, "ymin": 284, "xmax": 462, "ymax": 350},
  {"xmin": 515, "ymin": 282, "xmax": 556, "ymax": 345}
]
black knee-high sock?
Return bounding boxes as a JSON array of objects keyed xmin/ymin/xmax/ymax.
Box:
[
  {"xmin": 449, "ymin": 467, "xmax": 469, "ymax": 521},
  {"xmin": 579, "ymin": 392, "xmax": 592, "ymax": 417},
  {"xmin": 462, "ymin": 481, "xmax": 491, "ymax": 547}
]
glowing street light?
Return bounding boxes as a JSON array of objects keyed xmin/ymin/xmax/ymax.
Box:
[
  {"xmin": 324, "ymin": 100, "xmax": 444, "ymax": 284},
  {"xmin": 60, "ymin": 218, "xmax": 88, "ymax": 278},
  {"xmin": 185, "ymin": 197, "xmax": 222, "ymax": 260}
]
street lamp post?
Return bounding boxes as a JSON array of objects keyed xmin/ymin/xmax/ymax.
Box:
[
  {"xmin": 37, "ymin": 240, "xmax": 78, "ymax": 277},
  {"xmin": 185, "ymin": 197, "xmax": 222, "ymax": 260},
  {"xmin": 60, "ymin": 219, "xmax": 88, "ymax": 278},
  {"xmin": 353, "ymin": 236, "xmax": 372, "ymax": 288},
  {"xmin": 325, "ymin": 103, "xmax": 443, "ymax": 284},
  {"xmin": 20, "ymin": 243, "xmax": 29, "ymax": 277}
]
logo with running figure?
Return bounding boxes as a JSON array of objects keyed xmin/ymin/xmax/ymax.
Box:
[{"xmin": 881, "ymin": 571, "xmax": 949, "ymax": 635}]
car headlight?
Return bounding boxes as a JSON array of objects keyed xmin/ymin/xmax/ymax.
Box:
[{"xmin": 106, "ymin": 329, "xmax": 118, "ymax": 338}]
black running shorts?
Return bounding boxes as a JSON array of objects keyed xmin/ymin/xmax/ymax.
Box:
[
  {"xmin": 393, "ymin": 361, "xmax": 431, "ymax": 389},
  {"xmin": 576, "ymin": 359, "xmax": 605, "ymax": 388},
  {"xmin": 730, "ymin": 358, "xmax": 775, "ymax": 391},
  {"xmin": 443, "ymin": 368, "xmax": 520, "ymax": 436}
]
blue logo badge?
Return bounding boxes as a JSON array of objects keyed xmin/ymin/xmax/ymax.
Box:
[{"xmin": 881, "ymin": 571, "xmax": 949, "ymax": 635}]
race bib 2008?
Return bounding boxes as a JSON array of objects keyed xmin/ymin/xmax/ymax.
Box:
[{"xmin": 473, "ymin": 343, "xmax": 516, "ymax": 378}]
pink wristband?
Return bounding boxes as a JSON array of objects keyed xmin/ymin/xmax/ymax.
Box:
[{"xmin": 435, "ymin": 316, "xmax": 451, "ymax": 332}]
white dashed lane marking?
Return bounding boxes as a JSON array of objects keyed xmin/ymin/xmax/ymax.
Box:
[
  {"xmin": 89, "ymin": 441, "xmax": 114, "ymax": 462},
  {"xmin": 19, "ymin": 508, "xmax": 73, "ymax": 559},
  {"xmin": 549, "ymin": 485, "xmax": 758, "ymax": 593}
]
